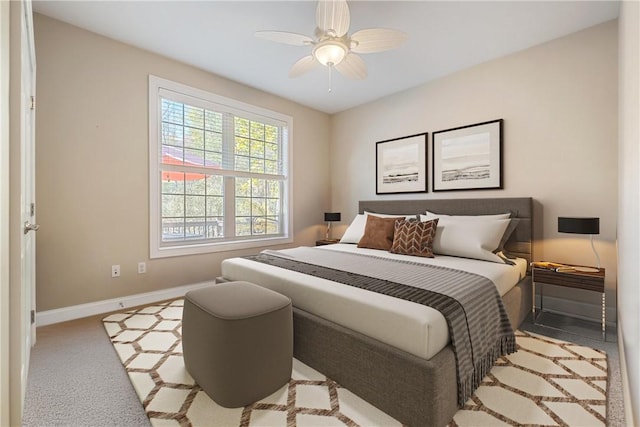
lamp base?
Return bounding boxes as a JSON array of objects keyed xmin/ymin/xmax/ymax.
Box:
[{"xmin": 573, "ymin": 266, "xmax": 600, "ymax": 273}]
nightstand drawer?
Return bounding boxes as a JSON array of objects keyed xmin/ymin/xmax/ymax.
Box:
[{"xmin": 532, "ymin": 267, "xmax": 605, "ymax": 292}]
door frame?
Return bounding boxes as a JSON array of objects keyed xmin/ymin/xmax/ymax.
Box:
[
  {"xmin": 4, "ymin": 0, "xmax": 36, "ymax": 424},
  {"xmin": 0, "ymin": 1, "xmax": 12, "ymax": 425}
]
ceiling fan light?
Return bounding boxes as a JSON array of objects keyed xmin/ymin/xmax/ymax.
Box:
[{"xmin": 313, "ymin": 42, "xmax": 347, "ymax": 66}]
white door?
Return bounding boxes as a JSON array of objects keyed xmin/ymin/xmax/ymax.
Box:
[{"xmin": 19, "ymin": 0, "xmax": 36, "ymax": 405}]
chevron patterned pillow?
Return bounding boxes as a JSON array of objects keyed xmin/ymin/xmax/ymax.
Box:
[{"xmin": 389, "ymin": 218, "xmax": 439, "ymax": 257}]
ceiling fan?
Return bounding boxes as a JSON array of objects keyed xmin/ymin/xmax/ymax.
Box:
[{"xmin": 255, "ymin": 0, "xmax": 407, "ymax": 84}]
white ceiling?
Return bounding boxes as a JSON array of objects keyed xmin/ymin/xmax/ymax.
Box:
[{"xmin": 32, "ymin": 1, "xmax": 620, "ymax": 114}]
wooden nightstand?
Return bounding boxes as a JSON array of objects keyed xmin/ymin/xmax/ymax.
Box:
[
  {"xmin": 532, "ymin": 265, "xmax": 606, "ymax": 340},
  {"xmin": 315, "ymin": 239, "xmax": 340, "ymax": 246}
]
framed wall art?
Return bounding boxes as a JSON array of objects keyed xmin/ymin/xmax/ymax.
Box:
[
  {"xmin": 432, "ymin": 119, "xmax": 503, "ymax": 192},
  {"xmin": 376, "ymin": 132, "xmax": 428, "ymax": 195}
]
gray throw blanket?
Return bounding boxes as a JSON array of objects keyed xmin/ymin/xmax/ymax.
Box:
[{"xmin": 245, "ymin": 247, "xmax": 516, "ymax": 406}]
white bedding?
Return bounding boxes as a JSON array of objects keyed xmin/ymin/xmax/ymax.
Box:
[{"xmin": 220, "ymin": 243, "xmax": 527, "ymax": 360}]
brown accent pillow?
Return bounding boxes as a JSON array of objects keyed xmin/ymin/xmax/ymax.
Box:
[
  {"xmin": 357, "ymin": 215, "xmax": 403, "ymax": 251},
  {"xmin": 390, "ymin": 218, "xmax": 439, "ymax": 258}
]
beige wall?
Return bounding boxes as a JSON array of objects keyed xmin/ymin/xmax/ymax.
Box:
[
  {"xmin": 331, "ymin": 21, "xmax": 618, "ymax": 321},
  {"xmin": 617, "ymin": 1, "xmax": 640, "ymax": 424},
  {"xmin": 33, "ymin": 14, "xmax": 331, "ymax": 311}
]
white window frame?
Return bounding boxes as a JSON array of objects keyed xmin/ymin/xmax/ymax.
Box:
[{"xmin": 149, "ymin": 75, "xmax": 293, "ymax": 258}]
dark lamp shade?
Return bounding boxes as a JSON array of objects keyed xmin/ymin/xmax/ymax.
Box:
[
  {"xmin": 324, "ymin": 212, "xmax": 341, "ymax": 222},
  {"xmin": 558, "ymin": 217, "xmax": 599, "ymax": 235}
]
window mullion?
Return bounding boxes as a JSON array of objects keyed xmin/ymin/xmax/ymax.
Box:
[
  {"xmin": 278, "ymin": 127, "xmax": 286, "ymax": 234},
  {"xmin": 181, "ymin": 103, "xmax": 187, "ymax": 241},
  {"xmin": 222, "ymin": 112, "xmax": 235, "ymax": 238},
  {"xmin": 224, "ymin": 177, "xmax": 235, "ymax": 238}
]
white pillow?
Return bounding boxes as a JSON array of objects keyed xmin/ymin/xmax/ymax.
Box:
[
  {"xmin": 424, "ymin": 210, "xmax": 511, "ymax": 220},
  {"xmin": 420, "ymin": 215, "xmax": 511, "ymax": 263},
  {"xmin": 340, "ymin": 214, "xmax": 367, "ymax": 244},
  {"xmin": 340, "ymin": 212, "xmax": 416, "ymax": 244}
]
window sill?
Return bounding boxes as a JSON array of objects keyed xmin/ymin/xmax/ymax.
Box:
[{"xmin": 150, "ymin": 235, "xmax": 293, "ymax": 258}]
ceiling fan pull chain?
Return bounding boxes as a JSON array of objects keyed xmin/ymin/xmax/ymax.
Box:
[{"xmin": 328, "ymin": 66, "xmax": 333, "ymax": 93}]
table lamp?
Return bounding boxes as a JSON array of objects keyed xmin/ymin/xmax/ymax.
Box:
[
  {"xmin": 557, "ymin": 217, "xmax": 600, "ymax": 273},
  {"xmin": 324, "ymin": 212, "xmax": 341, "ymax": 240}
]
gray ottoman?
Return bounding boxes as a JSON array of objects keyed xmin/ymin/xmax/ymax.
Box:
[{"xmin": 182, "ymin": 281, "xmax": 293, "ymax": 408}]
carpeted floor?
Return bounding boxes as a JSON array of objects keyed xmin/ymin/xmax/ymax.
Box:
[
  {"xmin": 23, "ymin": 303, "xmax": 625, "ymax": 427},
  {"xmin": 22, "ymin": 312, "xmax": 152, "ymax": 427}
]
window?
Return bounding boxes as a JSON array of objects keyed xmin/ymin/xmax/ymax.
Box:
[{"xmin": 149, "ymin": 76, "xmax": 292, "ymax": 258}]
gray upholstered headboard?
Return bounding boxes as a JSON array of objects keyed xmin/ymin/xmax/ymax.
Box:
[{"xmin": 359, "ymin": 197, "xmax": 533, "ymax": 267}]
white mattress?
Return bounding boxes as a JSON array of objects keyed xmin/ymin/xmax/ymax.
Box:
[{"xmin": 221, "ymin": 244, "xmax": 527, "ymax": 360}]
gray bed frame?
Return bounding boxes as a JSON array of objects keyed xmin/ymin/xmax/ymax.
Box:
[{"xmin": 289, "ymin": 197, "xmax": 533, "ymax": 427}]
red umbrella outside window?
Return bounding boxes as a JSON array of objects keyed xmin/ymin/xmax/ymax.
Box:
[{"xmin": 161, "ymin": 145, "xmax": 211, "ymax": 181}]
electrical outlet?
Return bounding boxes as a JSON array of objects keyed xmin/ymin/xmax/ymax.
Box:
[
  {"xmin": 138, "ymin": 262, "xmax": 146, "ymax": 274},
  {"xmin": 111, "ymin": 265, "xmax": 120, "ymax": 278}
]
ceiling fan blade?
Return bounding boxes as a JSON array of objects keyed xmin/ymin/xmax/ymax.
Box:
[
  {"xmin": 255, "ymin": 31, "xmax": 314, "ymax": 46},
  {"xmin": 351, "ymin": 28, "xmax": 408, "ymax": 53},
  {"xmin": 334, "ymin": 53, "xmax": 367, "ymax": 80},
  {"xmin": 316, "ymin": 0, "xmax": 350, "ymax": 37},
  {"xmin": 289, "ymin": 55, "xmax": 319, "ymax": 78}
]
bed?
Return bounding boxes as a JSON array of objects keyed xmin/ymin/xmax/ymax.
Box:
[{"xmin": 220, "ymin": 197, "xmax": 533, "ymax": 427}]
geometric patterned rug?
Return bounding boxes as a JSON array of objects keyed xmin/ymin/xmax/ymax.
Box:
[
  {"xmin": 103, "ymin": 299, "xmax": 608, "ymax": 427},
  {"xmin": 452, "ymin": 331, "xmax": 608, "ymax": 426}
]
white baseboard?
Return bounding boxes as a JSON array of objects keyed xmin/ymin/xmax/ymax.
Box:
[
  {"xmin": 618, "ymin": 322, "xmax": 636, "ymax": 427},
  {"xmin": 36, "ymin": 281, "xmax": 216, "ymax": 327}
]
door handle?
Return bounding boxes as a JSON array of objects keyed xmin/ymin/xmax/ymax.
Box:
[{"xmin": 24, "ymin": 221, "xmax": 40, "ymax": 234}]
